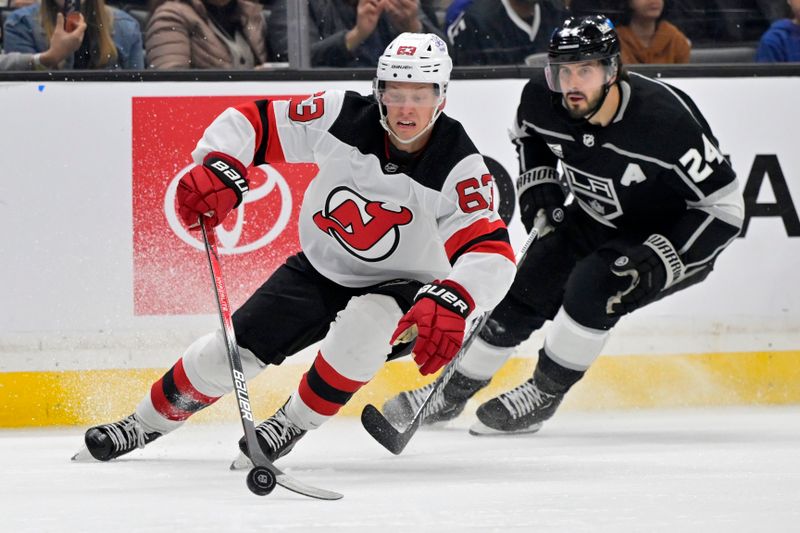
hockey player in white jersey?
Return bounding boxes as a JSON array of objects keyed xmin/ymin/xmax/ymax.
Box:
[
  {"xmin": 384, "ymin": 15, "xmax": 744, "ymax": 435},
  {"xmin": 76, "ymin": 33, "xmax": 516, "ymax": 463}
]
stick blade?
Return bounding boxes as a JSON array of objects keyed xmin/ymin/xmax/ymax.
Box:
[
  {"xmin": 241, "ymin": 452, "xmax": 343, "ymax": 500},
  {"xmin": 360, "ymin": 404, "xmax": 416, "ymax": 455},
  {"xmin": 275, "ymin": 472, "xmax": 343, "ymax": 500},
  {"xmin": 230, "ymin": 450, "xmax": 253, "ymax": 471}
]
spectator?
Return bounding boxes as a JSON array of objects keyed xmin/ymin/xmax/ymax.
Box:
[
  {"xmin": 755, "ymin": 0, "xmax": 800, "ymax": 62},
  {"xmin": 145, "ymin": 0, "xmax": 267, "ymax": 69},
  {"xmin": 616, "ymin": 0, "xmax": 690, "ymax": 64},
  {"xmin": 446, "ymin": 0, "xmax": 565, "ymax": 66},
  {"xmin": 568, "ymin": 0, "xmax": 623, "ymax": 19},
  {"xmin": 419, "ymin": 0, "xmax": 441, "ymax": 26},
  {"xmin": 668, "ymin": 1, "xmax": 772, "ymax": 46},
  {"xmin": 268, "ymin": 0, "xmax": 444, "ymax": 67},
  {"xmin": 444, "ymin": 0, "xmax": 472, "ymax": 28},
  {"xmin": 3, "ymin": 0, "xmax": 144, "ymax": 69},
  {"xmin": 1, "ymin": 12, "xmax": 86, "ymax": 70}
]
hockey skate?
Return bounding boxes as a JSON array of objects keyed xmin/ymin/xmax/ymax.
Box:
[
  {"xmin": 469, "ymin": 378, "xmax": 564, "ymax": 436},
  {"xmin": 381, "ymin": 371, "xmax": 489, "ymax": 428},
  {"xmin": 72, "ymin": 413, "xmax": 162, "ymax": 462},
  {"xmin": 230, "ymin": 405, "xmax": 307, "ymax": 470}
]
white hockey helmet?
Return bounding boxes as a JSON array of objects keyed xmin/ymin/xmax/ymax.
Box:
[{"xmin": 373, "ymin": 32, "xmax": 453, "ymax": 144}]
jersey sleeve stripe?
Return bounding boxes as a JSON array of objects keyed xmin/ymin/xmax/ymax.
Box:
[
  {"xmin": 265, "ymin": 100, "xmax": 286, "ymax": 164},
  {"xmin": 445, "ymin": 220, "xmax": 514, "ymax": 265},
  {"xmin": 236, "ymin": 101, "xmax": 266, "ymax": 161},
  {"xmin": 252, "ymin": 100, "xmax": 269, "ymax": 165},
  {"xmin": 460, "ymin": 238, "xmax": 516, "ymax": 263},
  {"xmin": 234, "ymin": 99, "xmax": 286, "ymax": 166}
]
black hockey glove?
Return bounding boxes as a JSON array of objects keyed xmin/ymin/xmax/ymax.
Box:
[
  {"xmin": 517, "ymin": 167, "xmax": 565, "ymax": 234},
  {"xmin": 606, "ymin": 234, "xmax": 685, "ymax": 316}
]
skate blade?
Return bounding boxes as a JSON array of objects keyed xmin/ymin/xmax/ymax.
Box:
[
  {"xmin": 468, "ymin": 420, "xmax": 543, "ymax": 436},
  {"xmin": 229, "ymin": 450, "xmax": 254, "ymax": 471},
  {"xmin": 70, "ymin": 446, "xmax": 96, "ymax": 462}
]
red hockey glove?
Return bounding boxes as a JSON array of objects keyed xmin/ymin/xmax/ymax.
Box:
[
  {"xmin": 176, "ymin": 152, "xmax": 249, "ymax": 229},
  {"xmin": 391, "ymin": 280, "xmax": 474, "ymax": 376},
  {"xmin": 606, "ymin": 234, "xmax": 685, "ymax": 316}
]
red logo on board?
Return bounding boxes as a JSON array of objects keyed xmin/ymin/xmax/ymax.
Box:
[{"xmin": 131, "ymin": 96, "xmax": 317, "ymax": 315}]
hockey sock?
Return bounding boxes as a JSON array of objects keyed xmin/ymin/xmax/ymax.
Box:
[
  {"xmin": 543, "ymin": 307, "xmax": 610, "ymax": 370},
  {"xmin": 534, "ymin": 349, "xmax": 585, "ymax": 395},
  {"xmin": 145, "ymin": 358, "xmax": 222, "ymax": 425},
  {"xmin": 455, "ymin": 336, "xmax": 515, "ymax": 381},
  {"xmin": 287, "ymin": 352, "xmax": 368, "ymax": 430}
]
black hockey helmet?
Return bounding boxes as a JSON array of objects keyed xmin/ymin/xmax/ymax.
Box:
[
  {"xmin": 544, "ymin": 15, "xmax": 621, "ymax": 98},
  {"xmin": 547, "ymin": 14, "xmax": 620, "ymax": 64}
]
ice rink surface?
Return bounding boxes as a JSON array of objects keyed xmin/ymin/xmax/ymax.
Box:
[{"xmin": 1, "ymin": 406, "xmax": 798, "ymax": 532}]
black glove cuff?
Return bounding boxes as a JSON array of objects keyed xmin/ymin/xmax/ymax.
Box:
[
  {"xmin": 203, "ymin": 152, "xmax": 249, "ymax": 207},
  {"xmin": 516, "ymin": 166, "xmax": 559, "ymax": 196},
  {"xmin": 643, "ymin": 234, "xmax": 684, "ymax": 288},
  {"xmin": 415, "ymin": 281, "xmax": 473, "ymax": 319}
]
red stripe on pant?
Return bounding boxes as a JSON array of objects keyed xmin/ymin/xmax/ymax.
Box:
[
  {"xmin": 150, "ymin": 358, "xmax": 220, "ymax": 421},
  {"xmin": 297, "ymin": 352, "xmax": 367, "ymax": 416}
]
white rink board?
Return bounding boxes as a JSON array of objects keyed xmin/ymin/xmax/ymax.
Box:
[{"xmin": 1, "ymin": 77, "xmax": 798, "ymax": 371}]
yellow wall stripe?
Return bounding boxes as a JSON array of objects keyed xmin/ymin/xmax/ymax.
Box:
[{"xmin": 1, "ymin": 351, "xmax": 799, "ymax": 428}]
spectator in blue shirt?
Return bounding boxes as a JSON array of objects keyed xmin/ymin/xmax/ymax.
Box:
[
  {"xmin": 445, "ymin": 0, "xmax": 473, "ymax": 28},
  {"xmin": 756, "ymin": 0, "xmax": 800, "ymax": 62},
  {"xmin": 1, "ymin": 12, "xmax": 86, "ymax": 70},
  {"xmin": 4, "ymin": 0, "xmax": 144, "ymax": 69}
]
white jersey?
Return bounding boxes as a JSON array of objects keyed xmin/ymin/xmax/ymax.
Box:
[{"xmin": 192, "ymin": 90, "xmax": 516, "ymax": 311}]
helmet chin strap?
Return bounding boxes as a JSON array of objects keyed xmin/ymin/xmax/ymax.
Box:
[
  {"xmin": 379, "ymin": 105, "xmax": 444, "ymax": 146},
  {"xmin": 579, "ymin": 83, "xmax": 611, "ymax": 122},
  {"xmin": 376, "ymin": 86, "xmax": 447, "ymax": 144},
  {"xmin": 578, "ymin": 61, "xmax": 619, "ymax": 123}
]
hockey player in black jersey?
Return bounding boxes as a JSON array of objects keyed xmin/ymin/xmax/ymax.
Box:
[
  {"xmin": 73, "ymin": 33, "xmax": 516, "ymax": 463},
  {"xmin": 384, "ymin": 15, "xmax": 744, "ymax": 435}
]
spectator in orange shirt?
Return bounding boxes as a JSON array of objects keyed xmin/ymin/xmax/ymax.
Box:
[{"xmin": 615, "ymin": 0, "xmax": 691, "ymax": 64}]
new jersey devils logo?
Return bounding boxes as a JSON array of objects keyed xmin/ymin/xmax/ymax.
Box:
[{"xmin": 313, "ymin": 186, "xmax": 413, "ymax": 262}]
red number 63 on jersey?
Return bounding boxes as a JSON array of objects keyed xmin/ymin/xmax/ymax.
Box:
[
  {"xmin": 289, "ymin": 93, "xmax": 326, "ymax": 122},
  {"xmin": 456, "ymin": 174, "xmax": 495, "ymax": 213}
]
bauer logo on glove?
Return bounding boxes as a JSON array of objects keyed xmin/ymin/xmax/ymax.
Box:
[
  {"xmin": 176, "ymin": 152, "xmax": 250, "ymax": 229},
  {"xmin": 391, "ymin": 280, "xmax": 474, "ymax": 375}
]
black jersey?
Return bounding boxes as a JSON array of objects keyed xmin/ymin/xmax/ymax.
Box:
[
  {"xmin": 512, "ymin": 71, "xmax": 744, "ymax": 271},
  {"xmin": 446, "ymin": 0, "xmax": 565, "ymax": 66}
]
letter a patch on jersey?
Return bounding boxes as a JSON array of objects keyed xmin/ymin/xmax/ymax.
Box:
[
  {"xmin": 620, "ymin": 163, "xmax": 647, "ymax": 186},
  {"xmin": 313, "ymin": 187, "xmax": 413, "ymax": 262}
]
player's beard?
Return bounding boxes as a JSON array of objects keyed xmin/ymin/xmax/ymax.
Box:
[{"xmin": 564, "ymin": 89, "xmax": 603, "ymax": 120}]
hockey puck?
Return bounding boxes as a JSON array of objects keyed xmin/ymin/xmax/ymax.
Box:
[{"xmin": 246, "ymin": 466, "xmax": 277, "ymax": 496}]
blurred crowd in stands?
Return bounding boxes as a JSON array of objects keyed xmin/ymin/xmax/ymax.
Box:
[{"xmin": 1, "ymin": 0, "xmax": 798, "ymax": 71}]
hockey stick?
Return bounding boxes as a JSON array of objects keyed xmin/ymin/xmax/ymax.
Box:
[
  {"xmin": 200, "ymin": 221, "xmax": 342, "ymax": 500},
  {"xmin": 361, "ymin": 215, "xmax": 549, "ymax": 455}
]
